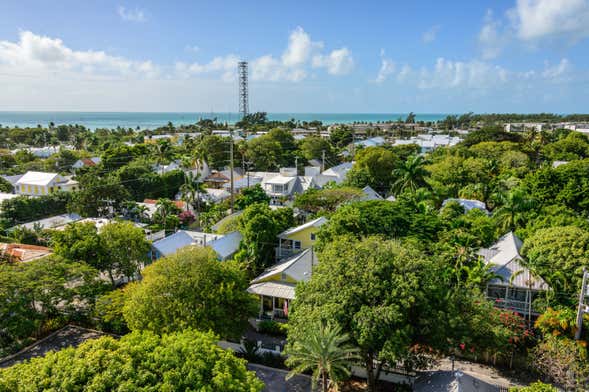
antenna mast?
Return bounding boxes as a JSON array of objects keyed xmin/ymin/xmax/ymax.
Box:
[{"xmin": 238, "ymin": 61, "xmax": 249, "ymax": 118}]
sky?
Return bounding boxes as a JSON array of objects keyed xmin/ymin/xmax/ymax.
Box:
[{"xmin": 0, "ymin": 0, "xmax": 588, "ymax": 113}]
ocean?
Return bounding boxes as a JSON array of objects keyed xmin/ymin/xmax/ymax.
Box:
[{"xmin": 0, "ymin": 112, "xmax": 450, "ymax": 130}]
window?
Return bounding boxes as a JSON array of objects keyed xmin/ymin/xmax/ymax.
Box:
[
  {"xmin": 273, "ymin": 184, "xmax": 284, "ymax": 193},
  {"xmin": 293, "ymin": 240, "xmax": 301, "ymax": 249},
  {"xmin": 310, "ymin": 233, "xmax": 316, "ymax": 241},
  {"xmin": 34, "ymin": 186, "xmax": 39, "ymax": 194}
]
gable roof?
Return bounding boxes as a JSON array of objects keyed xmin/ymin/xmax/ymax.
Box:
[
  {"xmin": 443, "ymin": 198, "xmax": 489, "ymax": 214},
  {"xmin": 279, "ymin": 217, "xmax": 328, "ymax": 238},
  {"xmin": 207, "ymin": 231, "xmax": 242, "ymax": 260},
  {"xmin": 414, "ymin": 370, "xmax": 500, "ymax": 392},
  {"xmin": 361, "ymin": 185, "xmax": 383, "ymax": 201},
  {"xmin": 15, "ymin": 213, "xmax": 82, "ymax": 231},
  {"xmin": 251, "ymin": 248, "xmax": 317, "ymax": 284},
  {"xmin": 478, "ymin": 232, "xmax": 549, "ymax": 290},
  {"xmin": 16, "ymin": 171, "xmax": 60, "ymax": 186},
  {"xmin": 247, "ymin": 281, "xmax": 297, "ymax": 300}
]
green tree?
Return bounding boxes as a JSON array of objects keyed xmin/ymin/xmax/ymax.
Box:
[
  {"xmin": 289, "ymin": 236, "xmax": 442, "ymax": 391},
  {"xmin": 0, "ymin": 256, "xmax": 103, "ymax": 356},
  {"xmin": 300, "ymin": 136, "xmax": 336, "ymax": 165},
  {"xmin": 294, "ymin": 187, "xmax": 363, "ymax": 214},
  {"xmin": 286, "ymin": 322, "xmax": 359, "ymax": 392},
  {"xmin": 235, "ymin": 203, "xmax": 294, "ymax": 274},
  {"xmin": 123, "ymin": 247, "xmax": 256, "ymax": 340},
  {"xmin": 71, "ymin": 172, "xmax": 131, "ymax": 217},
  {"xmin": 522, "ymin": 226, "xmax": 589, "ymax": 297},
  {"xmin": 154, "ymin": 198, "xmax": 181, "ymax": 232},
  {"xmin": 345, "ymin": 147, "xmax": 399, "ymax": 192},
  {"xmin": 180, "ymin": 171, "xmax": 206, "ymax": 225},
  {"xmin": 492, "ymin": 188, "xmax": 536, "ymax": 232},
  {"xmin": 0, "ymin": 330, "xmax": 264, "ymax": 391},
  {"xmin": 391, "ymin": 155, "xmax": 430, "ymax": 195},
  {"xmin": 510, "ymin": 382, "xmax": 558, "ymax": 392},
  {"xmin": 235, "ymin": 184, "xmax": 270, "ymax": 210}
]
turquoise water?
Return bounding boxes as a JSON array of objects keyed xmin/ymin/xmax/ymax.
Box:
[{"xmin": 0, "ymin": 112, "xmax": 450, "ymax": 130}]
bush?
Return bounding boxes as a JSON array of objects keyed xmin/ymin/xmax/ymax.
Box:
[
  {"xmin": 257, "ymin": 320, "xmax": 288, "ymax": 336},
  {"xmin": 0, "ymin": 330, "xmax": 264, "ymax": 391},
  {"xmin": 510, "ymin": 381, "xmax": 558, "ymax": 391}
]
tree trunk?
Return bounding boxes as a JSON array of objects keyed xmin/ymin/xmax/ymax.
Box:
[
  {"xmin": 321, "ymin": 370, "xmax": 328, "ymax": 392},
  {"xmin": 365, "ymin": 353, "xmax": 377, "ymax": 392}
]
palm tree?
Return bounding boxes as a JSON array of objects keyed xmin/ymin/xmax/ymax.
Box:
[
  {"xmin": 286, "ymin": 322, "xmax": 359, "ymax": 392},
  {"xmin": 391, "ymin": 155, "xmax": 430, "ymax": 195},
  {"xmin": 492, "ymin": 189, "xmax": 536, "ymax": 232},
  {"xmin": 180, "ymin": 172, "xmax": 206, "ymax": 227},
  {"xmin": 155, "ymin": 198, "xmax": 177, "ymax": 232},
  {"xmin": 153, "ymin": 140, "xmax": 173, "ymax": 175}
]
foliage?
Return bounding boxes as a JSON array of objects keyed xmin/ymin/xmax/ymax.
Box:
[
  {"xmin": 530, "ymin": 335, "xmax": 589, "ymax": 390},
  {"xmin": 257, "ymin": 320, "xmax": 289, "ymax": 336},
  {"xmin": 293, "ymin": 186, "xmax": 363, "ymax": 214},
  {"xmin": 94, "ymin": 288, "xmax": 129, "ymax": 334},
  {"xmin": 51, "ymin": 221, "xmax": 150, "ymax": 286},
  {"xmin": 0, "ymin": 330, "xmax": 264, "ymax": 391},
  {"xmin": 286, "ymin": 322, "xmax": 359, "ymax": 392},
  {"xmin": 123, "ymin": 247, "xmax": 256, "ymax": 340},
  {"xmin": 345, "ymin": 147, "xmax": 399, "ymax": 192},
  {"xmin": 71, "ymin": 171, "xmax": 131, "ymax": 217},
  {"xmin": 534, "ymin": 307, "xmax": 578, "ymax": 339},
  {"xmin": 0, "ymin": 256, "xmax": 104, "ymax": 356},
  {"xmin": 391, "ymin": 155, "xmax": 430, "ymax": 195},
  {"xmin": 510, "ymin": 382, "xmax": 558, "ymax": 392},
  {"xmin": 235, "ymin": 184, "xmax": 270, "ymax": 210},
  {"xmin": 289, "ymin": 236, "xmax": 442, "ymax": 391},
  {"xmin": 522, "ymin": 226, "xmax": 589, "ymax": 297},
  {"xmin": 0, "ymin": 192, "xmax": 71, "ymax": 227},
  {"xmin": 235, "ymin": 203, "xmax": 294, "ymax": 275}
]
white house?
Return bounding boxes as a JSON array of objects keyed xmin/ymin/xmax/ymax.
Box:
[
  {"xmin": 15, "ymin": 171, "xmax": 79, "ymax": 196},
  {"xmin": 313, "ymin": 162, "xmax": 354, "ymax": 187},
  {"xmin": 259, "ymin": 167, "xmax": 316, "ymax": 204},
  {"xmin": 478, "ymin": 232, "xmax": 549, "ymax": 318}
]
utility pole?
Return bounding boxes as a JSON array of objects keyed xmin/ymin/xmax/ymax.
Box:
[
  {"xmin": 295, "ymin": 156, "xmax": 298, "ymax": 174},
  {"xmin": 229, "ymin": 134, "xmax": 234, "ymax": 214},
  {"xmin": 575, "ymin": 267, "xmax": 588, "ymax": 340},
  {"xmin": 321, "ymin": 149, "xmax": 325, "ymax": 172}
]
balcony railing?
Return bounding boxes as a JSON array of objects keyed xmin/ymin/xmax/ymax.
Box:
[
  {"xmin": 275, "ymin": 247, "xmax": 301, "ymax": 260},
  {"xmin": 490, "ymin": 297, "xmax": 539, "ymax": 316}
]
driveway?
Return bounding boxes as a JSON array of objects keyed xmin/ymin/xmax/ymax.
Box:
[{"xmin": 248, "ymin": 363, "xmax": 311, "ymax": 392}]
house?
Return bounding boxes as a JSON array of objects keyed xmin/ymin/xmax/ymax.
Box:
[
  {"xmin": 72, "ymin": 157, "xmax": 101, "ymax": 169},
  {"xmin": 313, "ymin": 161, "xmax": 354, "ymax": 187},
  {"xmin": 152, "ymin": 160, "xmax": 182, "ymax": 174},
  {"xmin": 201, "ymin": 188, "xmax": 231, "ymax": 203},
  {"xmin": 443, "ymin": 198, "xmax": 489, "ymax": 214},
  {"xmin": 477, "ymin": 232, "xmax": 549, "ymax": 318},
  {"xmin": 14, "ymin": 171, "xmax": 78, "ymax": 196},
  {"xmin": 248, "ymin": 248, "xmax": 317, "ymax": 320},
  {"xmin": 276, "ymin": 217, "xmax": 327, "ymax": 259},
  {"xmin": 0, "ymin": 243, "xmax": 52, "ymax": 263},
  {"xmin": 261, "ymin": 168, "xmax": 316, "ymax": 205},
  {"xmin": 353, "ymin": 136, "xmax": 386, "ymax": 148},
  {"xmin": 150, "ymin": 230, "xmax": 242, "ymax": 261},
  {"xmin": 14, "ymin": 213, "xmax": 82, "ymax": 231},
  {"xmin": 360, "ymin": 185, "xmax": 383, "ymax": 201}
]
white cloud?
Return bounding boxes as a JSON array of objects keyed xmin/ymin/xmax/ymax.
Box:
[
  {"xmin": 422, "ymin": 25, "xmax": 440, "ymax": 43},
  {"xmin": 312, "ymin": 47, "xmax": 354, "ymax": 75},
  {"xmin": 374, "ymin": 50, "xmax": 395, "ymax": 83},
  {"xmin": 509, "ymin": 0, "xmax": 589, "ymax": 41},
  {"xmin": 281, "ymin": 27, "xmax": 322, "ymax": 67},
  {"xmin": 117, "ymin": 6, "xmax": 147, "ymax": 23},
  {"xmin": 0, "ymin": 31, "xmax": 158, "ymax": 77},
  {"xmin": 478, "ymin": 10, "xmax": 507, "ymax": 59},
  {"xmin": 542, "ymin": 58, "xmax": 572, "ymax": 79},
  {"xmin": 175, "ymin": 54, "xmax": 240, "ymax": 82}
]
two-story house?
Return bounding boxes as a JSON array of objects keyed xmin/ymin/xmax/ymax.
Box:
[
  {"xmin": 276, "ymin": 216, "xmax": 327, "ymax": 260},
  {"xmin": 478, "ymin": 232, "xmax": 550, "ymax": 320},
  {"xmin": 248, "ymin": 248, "xmax": 317, "ymax": 320},
  {"xmin": 261, "ymin": 167, "xmax": 316, "ymax": 205}
]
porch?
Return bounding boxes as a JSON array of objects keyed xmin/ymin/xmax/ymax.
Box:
[
  {"xmin": 486, "ymin": 284, "xmax": 543, "ymax": 317},
  {"xmin": 276, "ymin": 238, "xmax": 302, "ymax": 260},
  {"xmin": 247, "ymin": 281, "xmax": 295, "ymax": 320}
]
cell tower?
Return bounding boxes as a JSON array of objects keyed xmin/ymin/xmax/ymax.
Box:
[{"xmin": 238, "ymin": 61, "xmax": 249, "ymax": 118}]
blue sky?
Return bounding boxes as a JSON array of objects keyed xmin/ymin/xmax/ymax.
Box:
[{"xmin": 0, "ymin": 0, "xmax": 588, "ymax": 113}]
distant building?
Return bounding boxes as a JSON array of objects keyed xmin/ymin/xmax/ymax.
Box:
[
  {"xmin": 14, "ymin": 171, "xmax": 78, "ymax": 196},
  {"xmin": 72, "ymin": 157, "xmax": 101, "ymax": 169},
  {"xmin": 360, "ymin": 185, "xmax": 383, "ymax": 201},
  {"xmin": 0, "ymin": 243, "xmax": 52, "ymax": 263},
  {"xmin": 14, "ymin": 213, "xmax": 82, "ymax": 231},
  {"xmin": 258, "ymin": 168, "xmax": 316, "ymax": 205},
  {"xmin": 353, "ymin": 136, "xmax": 386, "ymax": 148},
  {"xmin": 443, "ymin": 198, "xmax": 489, "ymax": 214}
]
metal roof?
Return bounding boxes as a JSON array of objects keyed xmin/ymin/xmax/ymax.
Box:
[
  {"xmin": 247, "ymin": 281, "xmax": 296, "ymax": 300},
  {"xmin": 279, "ymin": 217, "xmax": 328, "ymax": 238},
  {"xmin": 252, "ymin": 248, "xmax": 316, "ymax": 284}
]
